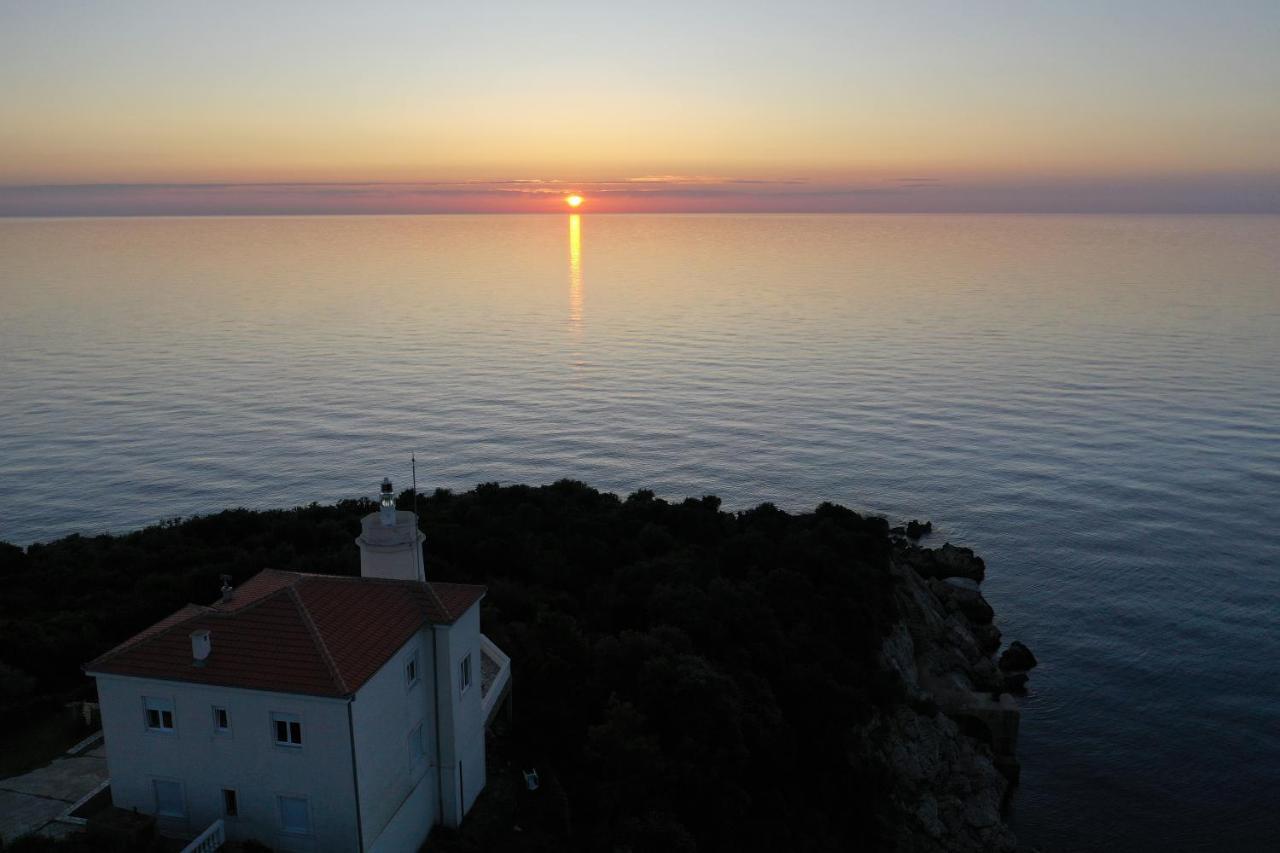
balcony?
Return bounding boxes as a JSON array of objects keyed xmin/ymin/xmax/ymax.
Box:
[{"xmin": 479, "ymin": 634, "xmax": 511, "ymax": 727}]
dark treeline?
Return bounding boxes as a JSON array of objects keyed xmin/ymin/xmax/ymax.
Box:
[{"xmin": 1, "ymin": 481, "xmax": 906, "ymax": 852}]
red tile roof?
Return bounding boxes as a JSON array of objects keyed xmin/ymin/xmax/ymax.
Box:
[{"xmin": 85, "ymin": 570, "xmax": 486, "ymax": 698}]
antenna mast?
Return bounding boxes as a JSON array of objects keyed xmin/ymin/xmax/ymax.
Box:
[{"xmin": 411, "ymin": 453, "xmax": 423, "ymax": 582}]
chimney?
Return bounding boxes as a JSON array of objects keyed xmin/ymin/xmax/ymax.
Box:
[
  {"xmin": 191, "ymin": 629, "xmax": 212, "ymax": 666},
  {"xmin": 220, "ymin": 574, "xmax": 233, "ymax": 603}
]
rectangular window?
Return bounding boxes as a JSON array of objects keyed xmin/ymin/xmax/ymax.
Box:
[
  {"xmin": 222, "ymin": 788, "xmax": 238, "ymax": 818},
  {"xmin": 459, "ymin": 653, "xmax": 472, "ymax": 693},
  {"xmin": 271, "ymin": 712, "xmax": 302, "ymax": 747},
  {"xmin": 409, "ymin": 722, "xmax": 425, "ymax": 762},
  {"xmin": 153, "ymin": 779, "xmax": 185, "ymax": 817},
  {"xmin": 405, "ymin": 651, "xmax": 419, "ymax": 688},
  {"xmin": 278, "ymin": 795, "xmax": 310, "ymax": 835},
  {"xmin": 144, "ymin": 697, "xmax": 175, "ymax": 732},
  {"xmin": 213, "ymin": 706, "xmax": 230, "ymax": 733}
]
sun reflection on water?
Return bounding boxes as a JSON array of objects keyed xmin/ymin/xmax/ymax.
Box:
[{"xmin": 568, "ymin": 213, "xmax": 582, "ymax": 331}]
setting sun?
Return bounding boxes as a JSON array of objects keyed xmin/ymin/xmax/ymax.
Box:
[{"xmin": 565, "ymin": 194, "xmax": 583, "ymax": 208}]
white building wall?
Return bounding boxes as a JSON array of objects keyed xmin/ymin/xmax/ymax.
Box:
[
  {"xmin": 94, "ymin": 597, "xmax": 488, "ymax": 851},
  {"xmin": 94, "ymin": 674, "xmax": 359, "ymax": 853},
  {"xmin": 351, "ymin": 601, "xmax": 487, "ymax": 845},
  {"xmin": 349, "ymin": 628, "xmax": 439, "ymax": 851},
  {"xmin": 432, "ymin": 603, "xmax": 486, "ymax": 826},
  {"xmin": 367, "ymin": 774, "xmax": 435, "ymax": 853}
]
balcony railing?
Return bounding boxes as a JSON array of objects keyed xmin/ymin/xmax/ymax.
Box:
[{"xmin": 181, "ymin": 818, "xmax": 225, "ymax": 853}]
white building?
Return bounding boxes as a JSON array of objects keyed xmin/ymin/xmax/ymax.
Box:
[{"xmin": 85, "ymin": 480, "xmax": 511, "ymax": 852}]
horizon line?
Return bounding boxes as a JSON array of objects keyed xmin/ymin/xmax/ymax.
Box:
[{"xmin": 5, "ymin": 210, "xmax": 1280, "ymax": 219}]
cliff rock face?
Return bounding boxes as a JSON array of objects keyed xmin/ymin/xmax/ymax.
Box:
[{"xmin": 866, "ymin": 542, "xmax": 1033, "ymax": 853}]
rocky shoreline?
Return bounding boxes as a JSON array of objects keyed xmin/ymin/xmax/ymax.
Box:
[{"xmin": 869, "ymin": 528, "xmax": 1036, "ymax": 852}]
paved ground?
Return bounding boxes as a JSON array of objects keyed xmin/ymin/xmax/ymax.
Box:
[{"xmin": 0, "ymin": 745, "xmax": 107, "ymax": 843}]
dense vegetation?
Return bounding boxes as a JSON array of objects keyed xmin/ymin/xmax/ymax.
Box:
[{"xmin": 0, "ymin": 482, "xmax": 904, "ymax": 851}]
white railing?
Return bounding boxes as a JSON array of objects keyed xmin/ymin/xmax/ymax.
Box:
[
  {"xmin": 55, "ymin": 778, "xmax": 111, "ymax": 827},
  {"xmin": 480, "ymin": 633, "xmax": 512, "ymax": 725},
  {"xmin": 65, "ymin": 729, "xmax": 104, "ymax": 756},
  {"xmin": 181, "ymin": 818, "xmax": 226, "ymax": 853}
]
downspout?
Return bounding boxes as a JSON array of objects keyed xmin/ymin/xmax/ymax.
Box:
[
  {"xmin": 347, "ymin": 699, "xmax": 366, "ymax": 852},
  {"xmin": 432, "ymin": 625, "xmax": 446, "ymax": 827}
]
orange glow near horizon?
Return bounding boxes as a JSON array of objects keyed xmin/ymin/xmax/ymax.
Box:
[{"xmin": 3, "ymin": 5, "xmax": 1279, "ymax": 214}]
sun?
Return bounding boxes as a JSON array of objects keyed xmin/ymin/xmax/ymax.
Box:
[{"xmin": 565, "ymin": 194, "xmax": 584, "ymax": 208}]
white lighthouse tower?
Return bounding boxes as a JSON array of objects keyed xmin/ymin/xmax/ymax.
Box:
[{"xmin": 355, "ymin": 477, "xmax": 426, "ymax": 581}]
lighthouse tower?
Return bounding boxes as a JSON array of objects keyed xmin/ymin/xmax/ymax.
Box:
[{"xmin": 355, "ymin": 478, "xmax": 426, "ymax": 581}]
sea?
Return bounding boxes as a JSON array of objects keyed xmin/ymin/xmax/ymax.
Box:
[{"xmin": 1, "ymin": 214, "xmax": 1277, "ymax": 851}]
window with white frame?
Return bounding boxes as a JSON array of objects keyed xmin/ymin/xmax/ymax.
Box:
[
  {"xmin": 459, "ymin": 652, "xmax": 472, "ymax": 693},
  {"xmin": 271, "ymin": 712, "xmax": 302, "ymax": 747},
  {"xmin": 153, "ymin": 779, "xmax": 185, "ymax": 817},
  {"xmin": 405, "ymin": 650, "xmax": 419, "ymax": 688},
  {"xmin": 278, "ymin": 795, "xmax": 311, "ymax": 835},
  {"xmin": 144, "ymin": 697, "xmax": 175, "ymax": 732},
  {"xmin": 222, "ymin": 788, "xmax": 239, "ymax": 818},
  {"xmin": 409, "ymin": 722, "xmax": 425, "ymax": 763},
  {"xmin": 213, "ymin": 706, "xmax": 230, "ymax": 733}
]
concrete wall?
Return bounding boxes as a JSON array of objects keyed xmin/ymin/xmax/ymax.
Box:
[
  {"xmin": 94, "ymin": 674, "xmax": 358, "ymax": 853},
  {"xmin": 349, "ymin": 628, "xmax": 438, "ymax": 851}
]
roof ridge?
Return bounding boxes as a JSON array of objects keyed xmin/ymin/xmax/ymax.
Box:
[
  {"xmin": 296, "ymin": 571, "xmax": 421, "ymax": 586},
  {"xmin": 287, "ymin": 585, "xmax": 350, "ymax": 696},
  {"xmin": 85, "ymin": 603, "xmax": 211, "ymax": 669},
  {"xmin": 422, "ymin": 580, "xmax": 450, "ymax": 620},
  {"xmin": 87, "ymin": 580, "xmax": 302, "ymax": 672},
  {"xmin": 294, "ymin": 571, "xmax": 463, "ymax": 618},
  {"xmin": 262, "ymin": 568, "xmax": 485, "ymax": 594}
]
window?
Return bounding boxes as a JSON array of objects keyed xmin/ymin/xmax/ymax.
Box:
[
  {"xmin": 222, "ymin": 788, "xmax": 238, "ymax": 818},
  {"xmin": 459, "ymin": 653, "xmax": 472, "ymax": 693},
  {"xmin": 213, "ymin": 706, "xmax": 230, "ymax": 733},
  {"xmin": 405, "ymin": 651, "xmax": 419, "ymax": 688},
  {"xmin": 271, "ymin": 712, "xmax": 302, "ymax": 747},
  {"xmin": 153, "ymin": 779, "xmax": 185, "ymax": 817},
  {"xmin": 409, "ymin": 722, "xmax": 425, "ymax": 763},
  {"xmin": 278, "ymin": 795, "xmax": 311, "ymax": 835},
  {"xmin": 144, "ymin": 697, "xmax": 175, "ymax": 732}
]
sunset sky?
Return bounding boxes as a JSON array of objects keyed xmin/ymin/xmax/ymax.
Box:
[{"xmin": 2, "ymin": 1, "xmax": 1278, "ymax": 214}]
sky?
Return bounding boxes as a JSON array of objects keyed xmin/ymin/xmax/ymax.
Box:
[{"xmin": 2, "ymin": 1, "xmax": 1278, "ymax": 214}]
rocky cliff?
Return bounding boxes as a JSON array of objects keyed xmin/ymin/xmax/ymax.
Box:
[{"xmin": 867, "ymin": 532, "xmax": 1036, "ymax": 852}]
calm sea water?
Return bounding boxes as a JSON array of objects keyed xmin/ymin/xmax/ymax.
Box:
[{"xmin": 1, "ymin": 214, "xmax": 1278, "ymax": 850}]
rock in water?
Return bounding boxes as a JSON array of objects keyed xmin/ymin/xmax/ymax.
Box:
[
  {"xmin": 998, "ymin": 640, "xmax": 1038, "ymax": 673},
  {"xmin": 905, "ymin": 519, "xmax": 933, "ymax": 540}
]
